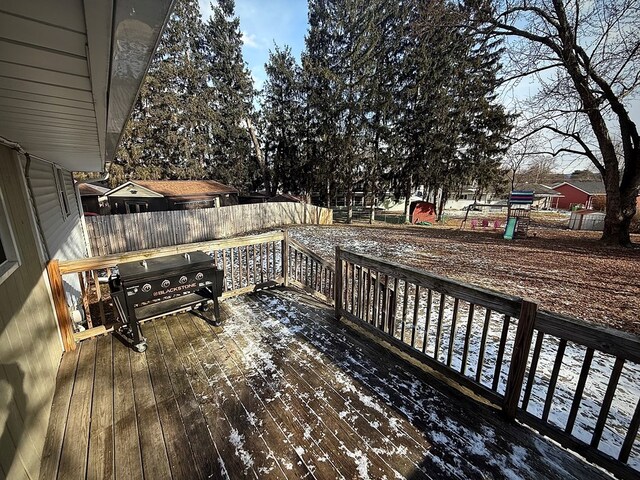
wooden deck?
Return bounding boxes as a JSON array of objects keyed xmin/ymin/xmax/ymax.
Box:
[{"xmin": 39, "ymin": 288, "xmax": 611, "ymax": 479}]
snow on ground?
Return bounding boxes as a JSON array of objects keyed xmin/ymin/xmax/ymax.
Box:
[
  {"xmin": 216, "ymin": 292, "xmax": 615, "ymax": 478},
  {"xmin": 285, "ymin": 225, "xmax": 640, "ymax": 470}
]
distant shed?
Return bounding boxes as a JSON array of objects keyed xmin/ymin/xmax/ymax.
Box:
[
  {"xmin": 411, "ymin": 201, "xmax": 437, "ymax": 224},
  {"xmin": 569, "ymin": 210, "xmax": 605, "ymax": 231}
]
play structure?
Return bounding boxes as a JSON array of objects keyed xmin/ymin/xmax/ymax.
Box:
[
  {"xmin": 460, "ymin": 202, "xmax": 506, "ymax": 230},
  {"xmin": 460, "ymin": 191, "xmax": 534, "ymax": 240},
  {"xmin": 503, "ymin": 190, "xmax": 534, "ymax": 240}
]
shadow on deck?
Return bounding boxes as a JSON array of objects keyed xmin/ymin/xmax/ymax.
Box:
[{"xmin": 39, "ymin": 287, "xmax": 610, "ymax": 479}]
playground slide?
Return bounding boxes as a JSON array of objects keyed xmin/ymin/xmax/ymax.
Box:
[{"xmin": 503, "ymin": 217, "xmax": 517, "ymax": 240}]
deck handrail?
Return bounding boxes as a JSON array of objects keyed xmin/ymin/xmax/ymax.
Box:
[
  {"xmin": 333, "ymin": 246, "xmax": 640, "ymax": 480},
  {"xmin": 48, "ymin": 231, "xmax": 288, "ymax": 350}
]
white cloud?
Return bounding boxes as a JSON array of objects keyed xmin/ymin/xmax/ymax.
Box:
[{"xmin": 241, "ymin": 31, "xmax": 261, "ymax": 49}]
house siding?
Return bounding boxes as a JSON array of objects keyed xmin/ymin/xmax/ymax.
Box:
[
  {"xmin": 0, "ymin": 146, "xmax": 62, "ymax": 480},
  {"xmin": 25, "ymin": 158, "xmax": 87, "ymax": 261},
  {"xmin": 553, "ymin": 184, "xmax": 592, "ymax": 210}
]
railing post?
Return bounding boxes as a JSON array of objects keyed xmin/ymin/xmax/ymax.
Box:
[
  {"xmin": 46, "ymin": 259, "xmax": 76, "ymax": 352},
  {"xmin": 334, "ymin": 246, "xmax": 342, "ymax": 320},
  {"xmin": 503, "ymin": 299, "xmax": 538, "ymax": 420},
  {"xmin": 281, "ymin": 230, "xmax": 289, "ymax": 286}
]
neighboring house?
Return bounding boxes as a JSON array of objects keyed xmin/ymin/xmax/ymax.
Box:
[
  {"xmin": 514, "ymin": 183, "xmax": 564, "ymax": 210},
  {"xmin": 552, "ymin": 181, "xmax": 607, "ymax": 210},
  {"xmin": 239, "ymin": 191, "xmax": 271, "ymax": 204},
  {"xmin": 78, "ymin": 182, "xmax": 110, "ymax": 215},
  {"xmin": 0, "ymin": 2, "xmax": 174, "ymax": 479},
  {"xmin": 106, "ymin": 180, "xmax": 239, "ymax": 214},
  {"xmin": 444, "ymin": 187, "xmax": 501, "ymax": 210}
]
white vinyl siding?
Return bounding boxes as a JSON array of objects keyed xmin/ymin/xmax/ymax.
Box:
[{"xmin": 26, "ymin": 158, "xmax": 87, "ymax": 261}]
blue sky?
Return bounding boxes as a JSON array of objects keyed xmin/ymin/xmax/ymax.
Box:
[{"xmin": 198, "ymin": 0, "xmax": 308, "ymax": 91}]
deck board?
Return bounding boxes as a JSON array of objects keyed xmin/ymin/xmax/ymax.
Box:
[
  {"xmin": 113, "ymin": 334, "xmax": 143, "ymax": 480},
  {"xmin": 87, "ymin": 335, "xmax": 113, "ymax": 480},
  {"xmin": 153, "ymin": 318, "xmax": 217, "ymax": 479},
  {"xmin": 129, "ymin": 339, "xmax": 172, "ymax": 479},
  {"xmin": 58, "ymin": 340, "xmax": 96, "ymax": 479},
  {"xmin": 40, "ymin": 287, "xmax": 613, "ymax": 480},
  {"xmin": 38, "ymin": 345, "xmax": 80, "ymax": 480},
  {"xmin": 144, "ymin": 326, "xmax": 200, "ymax": 480}
]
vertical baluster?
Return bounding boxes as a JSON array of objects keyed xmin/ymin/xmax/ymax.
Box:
[
  {"xmin": 460, "ymin": 304, "xmax": 475, "ymax": 375},
  {"xmin": 591, "ymin": 356, "xmax": 625, "ymax": 448},
  {"xmin": 230, "ymin": 248, "xmax": 236, "ymax": 290},
  {"xmin": 298, "ymin": 251, "xmax": 303, "ymax": 282},
  {"xmin": 475, "ymin": 309, "xmax": 493, "ymax": 383},
  {"xmin": 372, "ymin": 272, "xmax": 379, "ymax": 327},
  {"xmin": 78, "ymin": 271, "xmax": 93, "ymax": 329},
  {"xmin": 390, "ymin": 277, "xmax": 399, "ymax": 336},
  {"xmin": 521, "ymin": 332, "xmax": 545, "ymax": 411},
  {"xmin": 401, "ymin": 281, "xmax": 409, "ymax": 340},
  {"xmin": 291, "ymin": 248, "xmax": 297, "ymax": 282},
  {"xmin": 434, "ymin": 293, "xmax": 446, "ymax": 362},
  {"xmin": 619, "ymin": 398, "xmax": 640, "ymax": 463},
  {"xmin": 272, "ymin": 241, "xmax": 277, "ymax": 280},
  {"xmin": 381, "ymin": 274, "xmax": 390, "ymax": 331},
  {"xmin": 492, "ymin": 315, "xmax": 512, "ymax": 391},
  {"xmin": 422, "ymin": 289, "xmax": 433, "ymax": 354},
  {"xmin": 565, "ymin": 347, "xmax": 594, "ymax": 434},
  {"xmin": 358, "ymin": 266, "xmax": 365, "ymax": 318},
  {"xmin": 364, "ymin": 269, "xmax": 371, "ymax": 323},
  {"xmin": 350, "ymin": 264, "xmax": 356, "ymax": 313},
  {"xmin": 92, "ymin": 270, "xmax": 106, "ymax": 326},
  {"xmin": 542, "ymin": 339, "xmax": 567, "ymax": 421},
  {"xmin": 410, "ymin": 285, "xmax": 420, "ymax": 346},
  {"xmin": 222, "ymin": 250, "xmax": 228, "ymax": 290},
  {"xmin": 266, "ymin": 242, "xmax": 272, "ymax": 280},
  {"xmin": 253, "ymin": 244, "xmax": 258, "ymax": 284},
  {"xmin": 447, "ymin": 298, "xmax": 460, "ymax": 367},
  {"xmin": 245, "ymin": 245, "xmax": 251, "ymax": 285}
]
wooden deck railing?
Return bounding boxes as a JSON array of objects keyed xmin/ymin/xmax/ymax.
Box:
[
  {"xmin": 49, "ymin": 231, "xmax": 287, "ymax": 349},
  {"xmin": 46, "ymin": 233, "xmax": 639, "ymax": 479},
  {"xmin": 285, "ymin": 236, "xmax": 335, "ymax": 304},
  {"xmin": 47, "ymin": 230, "xmax": 335, "ymax": 351},
  {"xmin": 334, "ymin": 247, "xmax": 640, "ymax": 480}
]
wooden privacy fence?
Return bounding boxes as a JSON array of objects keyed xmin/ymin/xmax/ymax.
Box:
[
  {"xmin": 334, "ymin": 247, "xmax": 640, "ymax": 480},
  {"xmin": 47, "ymin": 231, "xmax": 331, "ymax": 351},
  {"xmin": 85, "ymin": 202, "xmax": 333, "ymax": 255}
]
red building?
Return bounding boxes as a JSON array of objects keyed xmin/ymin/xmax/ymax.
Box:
[{"xmin": 552, "ymin": 181, "xmax": 607, "ymax": 210}]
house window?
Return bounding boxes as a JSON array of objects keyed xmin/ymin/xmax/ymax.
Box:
[
  {"xmin": 55, "ymin": 166, "xmax": 71, "ymax": 217},
  {"xmin": 0, "ymin": 187, "xmax": 20, "ymax": 284},
  {"xmin": 125, "ymin": 201, "xmax": 149, "ymax": 213}
]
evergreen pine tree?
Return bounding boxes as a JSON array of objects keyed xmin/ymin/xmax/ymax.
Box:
[
  {"xmin": 203, "ymin": 0, "xmax": 257, "ymax": 190},
  {"xmin": 261, "ymin": 46, "xmax": 310, "ymax": 196},
  {"xmin": 113, "ymin": 0, "xmax": 208, "ymax": 184}
]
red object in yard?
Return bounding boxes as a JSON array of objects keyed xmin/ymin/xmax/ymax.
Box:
[
  {"xmin": 481, "ymin": 219, "xmax": 489, "ymax": 228},
  {"xmin": 411, "ymin": 201, "xmax": 437, "ymax": 224}
]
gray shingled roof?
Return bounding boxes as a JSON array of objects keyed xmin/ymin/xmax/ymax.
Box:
[{"xmin": 553, "ymin": 181, "xmax": 606, "ymax": 195}]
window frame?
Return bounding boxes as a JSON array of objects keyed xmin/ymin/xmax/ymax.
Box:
[{"xmin": 0, "ymin": 186, "xmax": 21, "ymax": 285}]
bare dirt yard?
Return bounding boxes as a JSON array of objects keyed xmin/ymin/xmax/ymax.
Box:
[{"xmin": 290, "ymin": 218, "xmax": 640, "ymax": 335}]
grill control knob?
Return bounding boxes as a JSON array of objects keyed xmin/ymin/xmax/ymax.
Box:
[
  {"xmin": 195, "ymin": 272, "xmax": 204, "ymax": 280},
  {"xmin": 142, "ymin": 284, "xmax": 151, "ymax": 292},
  {"xmin": 161, "ymin": 280, "xmax": 170, "ymax": 288},
  {"xmin": 179, "ymin": 275, "xmax": 188, "ymax": 284}
]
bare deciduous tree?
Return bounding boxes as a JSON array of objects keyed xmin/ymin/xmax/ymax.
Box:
[{"xmin": 467, "ymin": 0, "xmax": 640, "ymax": 246}]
